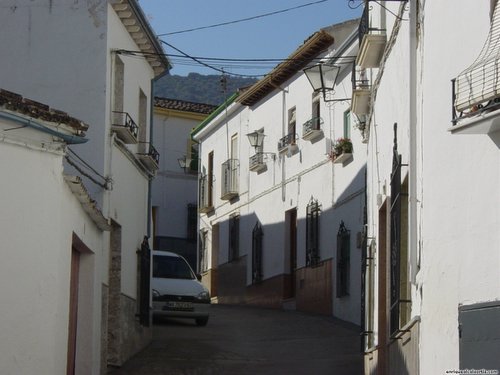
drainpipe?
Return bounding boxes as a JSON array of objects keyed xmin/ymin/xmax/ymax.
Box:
[
  {"xmin": 0, "ymin": 111, "xmax": 88, "ymax": 144},
  {"xmin": 409, "ymin": 0, "xmax": 418, "ymax": 284}
]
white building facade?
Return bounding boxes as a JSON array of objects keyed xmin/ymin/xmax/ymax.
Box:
[
  {"xmin": 0, "ymin": 0, "xmax": 169, "ymax": 371},
  {"xmin": 360, "ymin": 1, "xmax": 500, "ymax": 374},
  {"xmin": 152, "ymin": 98, "xmax": 217, "ymax": 269},
  {"xmin": 0, "ymin": 90, "xmax": 108, "ymax": 375},
  {"xmin": 192, "ymin": 20, "xmax": 366, "ymax": 325}
]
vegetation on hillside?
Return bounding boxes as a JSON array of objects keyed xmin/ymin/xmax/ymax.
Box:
[{"xmin": 154, "ymin": 73, "xmax": 257, "ymax": 106}]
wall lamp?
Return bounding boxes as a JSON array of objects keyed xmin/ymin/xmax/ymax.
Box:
[
  {"xmin": 303, "ymin": 63, "xmax": 350, "ymax": 103},
  {"xmin": 246, "ymin": 130, "xmax": 266, "ymax": 149},
  {"xmin": 246, "ymin": 130, "xmax": 276, "ymax": 160},
  {"xmin": 177, "ymin": 155, "xmax": 191, "ymax": 171}
]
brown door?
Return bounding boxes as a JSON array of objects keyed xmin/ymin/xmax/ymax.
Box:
[
  {"xmin": 285, "ymin": 209, "xmax": 297, "ymax": 299},
  {"xmin": 67, "ymin": 248, "xmax": 80, "ymax": 375}
]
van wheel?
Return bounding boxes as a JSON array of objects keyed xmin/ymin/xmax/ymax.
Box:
[{"xmin": 196, "ymin": 317, "xmax": 208, "ymax": 326}]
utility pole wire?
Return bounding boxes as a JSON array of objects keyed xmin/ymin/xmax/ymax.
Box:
[{"xmin": 157, "ymin": 0, "xmax": 329, "ymax": 36}]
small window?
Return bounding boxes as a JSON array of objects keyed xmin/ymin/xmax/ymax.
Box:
[
  {"xmin": 306, "ymin": 197, "xmax": 321, "ymax": 267},
  {"xmin": 343, "ymin": 109, "xmax": 351, "ymax": 139},
  {"xmin": 312, "ymin": 93, "xmax": 321, "ymax": 130},
  {"xmin": 252, "ymin": 222, "xmax": 263, "ymax": 284},
  {"xmin": 187, "ymin": 204, "xmax": 197, "ymax": 241},
  {"xmin": 229, "ymin": 214, "xmax": 240, "ymax": 262},
  {"xmin": 288, "ymin": 107, "xmax": 297, "ymax": 143},
  {"xmin": 336, "ymin": 221, "xmax": 350, "ymax": 297},
  {"xmin": 199, "ymin": 230, "xmax": 208, "ymax": 273}
]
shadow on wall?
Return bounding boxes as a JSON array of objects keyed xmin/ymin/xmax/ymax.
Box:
[{"xmin": 207, "ymin": 163, "xmax": 367, "ymax": 325}]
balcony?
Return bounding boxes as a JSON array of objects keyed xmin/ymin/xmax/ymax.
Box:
[
  {"xmin": 221, "ymin": 159, "xmax": 239, "ymax": 200},
  {"xmin": 249, "ymin": 153, "xmax": 266, "ymax": 173},
  {"xmin": 278, "ymin": 133, "xmax": 299, "ymax": 155},
  {"xmin": 351, "ymin": 66, "xmax": 371, "ymax": 116},
  {"xmin": 111, "ymin": 111, "xmax": 139, "ymax": 144},
  {"xmin": 356, "ymin": 5, "xmax": 387, "ymax": 69},
  {"xmin": 451, "ymin": 66, "xmax": 500, "ymax": 134},
  {"xmin": 137, "ymin": 143, "xmax": 159, "ymax": 171},
  {"xmin": 199, "ymin": 174, "xmax": 213, "ymax": 213},
  {"xmin": 302, "ymin": 116, "xmax": 324, "ymax": 141}
]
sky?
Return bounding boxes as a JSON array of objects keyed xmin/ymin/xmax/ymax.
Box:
[{"xmin": 137, "ymin": 0, "xmax": 363, "ymax": 77}]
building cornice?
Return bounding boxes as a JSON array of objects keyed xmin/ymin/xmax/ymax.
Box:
[
  {"xmin": 236, "ymin": 30, "xmax": 335, "ymax": 107},
  {"xmin": 154, "ymin": 107, "xmax": 209, "ymax": 121},
  {"xmin": 110, "ymin": 0, "xmax": 170, "ymax": 75}
]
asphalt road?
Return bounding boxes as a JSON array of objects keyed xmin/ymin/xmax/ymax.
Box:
[{"xmin": 109, "ymin": 304, "xmax": 364, "ymax": 375}]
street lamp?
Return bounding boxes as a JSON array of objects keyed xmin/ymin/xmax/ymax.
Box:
[
  {"xmin": 303, "ymin": 63, "xmax": 350, "ymax": 102},
  {"xmin": 246, "ymin": 130, "xmax": 266, "ymax": 149},
  {"xmin": 177, "ymin": 156, "xmax": 191, "ymax": 172}
]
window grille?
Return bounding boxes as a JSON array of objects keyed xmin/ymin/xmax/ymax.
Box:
[
  {"xmin": 229, "ymin": 215, "xmax": 240, "ymax": 262},
  {"xmin": 199, "ymin": 174, "xmax": 213, "ymax": 212},
  {"xmin": 453, "ymin": 2, "xmax": 500, "ymax": 120},
  {"xmin": 306, "ymin": 197, "xmax": 321, "ymax": 267},
  {"xmin": 187, "ymin": 204, "xmax": 197, "ymax": 241},
  {"xmin": 221, "ymin": 159, "xmax": 239, "ymax": 199},
  {"xmin": 138, "ymin": 236, "xmax": 151, "ymax": 326},
  {"xmin": 199, "ymin": 230, "xmax": 208, "ymax": 273},
  {"xmin": 252, "ymin": 222, "xmax": 263, "ymax": 284},
  {"xmin": 336, "ymin": 221, "xmax": 351, "ymax": 297}
]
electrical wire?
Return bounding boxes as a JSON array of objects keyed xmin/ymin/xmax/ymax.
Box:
[
  {"xmin": 159, "ymin": 40, "xmax": 266, "ymax": 78},
  {"xmin": 116, "ymin": 48, "xmax": 357, "ymax": 77},
  {"xmin": 65, "ymin": 155, "xmax": 108, "ymax": 189},
  {"xmin": 157, "ymin": 0, "xmax": 329, "ymax": 36}
]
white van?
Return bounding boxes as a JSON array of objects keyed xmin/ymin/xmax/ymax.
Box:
[{"xmin": 151, "ymin": 250, "xmax": 210, "ymax": 326}]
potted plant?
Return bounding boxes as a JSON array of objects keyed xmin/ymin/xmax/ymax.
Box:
[{"xmin": 333, "ymin": 138, "xmax": 353, "ymax": 157}]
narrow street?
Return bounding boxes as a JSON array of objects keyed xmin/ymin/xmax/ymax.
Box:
[{"xmin": 109, "ymin": 304, "xmax": 363, "ymax": 375}]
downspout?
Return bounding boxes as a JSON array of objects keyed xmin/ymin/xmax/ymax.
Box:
[
  {"xmin": 148, "ymin": 70, "xmax": 170, "ymax": 240},
  {"xmin": 409, "ymin": 0, "xmax": 418, "ymax": 285},
  {"xmin": 0, "ymin": 111, "xmax": 88, "ymax": 144}
]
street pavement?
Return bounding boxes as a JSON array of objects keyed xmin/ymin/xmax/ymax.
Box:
[{"xmin": 108, "ymin": 304, "xmax": 364, "ymax": 375}]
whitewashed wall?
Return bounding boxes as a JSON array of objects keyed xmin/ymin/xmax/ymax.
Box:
[
  {"xmin": 366, "ymin": 1, "xmax": 500, "ymax": 373},
  {"xmin": 152, "ymin": 111, "xmax": 198, "ymax": 239},
  {"xmin": 419, "ymin": 1, "xmax": 500, "ymax": 373},
  {"xmin": 196, "ymin": 40, "xmax": 366, "ymax": 324},
  {"xmin": 0, "ymin": 123, "xmax": 103, "ymax": 375}
]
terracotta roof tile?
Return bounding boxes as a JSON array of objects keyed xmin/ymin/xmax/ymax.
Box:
[
  {"xmin": 154, "ymin": 97, "xmax": 218, "ymax": 115},
  {"xmin": 0, "ymin": 89, "xmax": 89, "ymax": 135}
]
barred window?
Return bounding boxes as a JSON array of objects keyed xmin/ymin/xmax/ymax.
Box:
[
  {"xmin": 187, "ymin": 203, "xmax": 197, "ymax": 241},
  {"xmin": 306, "ymin": 197, "xmax": 321, "ymax": 267},
  {"xmin": 199, "ymin": 230, "xmax": 208, "ymax": 273},
  {"xmin": 252, "ymin": 222, "xmax": 263, "ymax": 284},
  {"xmin": 229, "ymin": 214, "xmax": 240, "ymax": 262},
  {"xmin": 389, "ymin": 123, "xmax": 410, "ymax": 336},
  {"xmin": 336, "ymin": 221, "xmax": 350, "ymax": 298}
]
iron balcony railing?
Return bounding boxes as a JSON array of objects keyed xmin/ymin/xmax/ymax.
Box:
[
  {"xmin": 137, "ymin": 142, "xmax": 160, "ymax": 170},
  {"xmin": 352, "ymin": 64, "xmax": 371, "ymax": 91},
  {"xmin": 249, "ymin": 152, "xmax": 265, "ymax": 171},
  {"xmin": 278, "ymin": 133, "xmax": 296, "ymax": 151},
  {"xmin": 199, "ymin": 174, "xmax": 213, "ymax": 213},
  {"xmin": 221, "ymin": 159, "xmax": 239, "ymax": 200},
  {"xmin": 303, "ymin": 116, "xmax": 323, "ymax": 134},
  {"xmin": 112, "ymin": 111, "xmax": 139, "ymax": 142}
]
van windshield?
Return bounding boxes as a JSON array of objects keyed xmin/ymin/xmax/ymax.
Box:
[{"xmin": 153, "ymin": 255, "xmax": 195, "ymax": 279}]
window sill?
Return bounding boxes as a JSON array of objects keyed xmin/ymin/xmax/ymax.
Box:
[
  {"xmin": 333, "ymin": 152, "xmax": 353, "ymax": 164},
  {"xmin": 450, "ymin": 109, "xmax": 500, "ymax": 135}
]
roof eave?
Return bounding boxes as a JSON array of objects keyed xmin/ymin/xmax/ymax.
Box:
[
  {"xmin": 236, "ymin": 30, "xmax": 335, "ymax": 107},
  {"xmin": 111, "ymin": 0, "xmax": 171, "ymax": 75}
]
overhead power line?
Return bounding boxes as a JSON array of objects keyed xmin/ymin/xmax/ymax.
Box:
[{"xmin": 157, "ymin": 0, "xmax": 329, "ymax": 36}]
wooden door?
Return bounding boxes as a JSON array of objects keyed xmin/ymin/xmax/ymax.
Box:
[{"xmin": 67, "ymin": 248, "xmax": 80, "ymax": 375}]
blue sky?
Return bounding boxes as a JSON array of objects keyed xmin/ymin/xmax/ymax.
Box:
[{"xmin": 138, "ymin": 0, "xmax": 362, "ymax": 77}]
